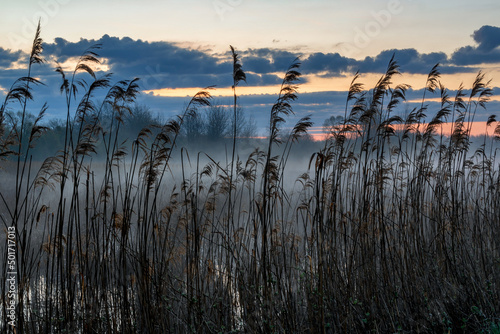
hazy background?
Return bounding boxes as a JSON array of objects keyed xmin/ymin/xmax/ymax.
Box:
[{"xmin": 1, "ymin": 0, "xmax": 500, "ymax": 137}]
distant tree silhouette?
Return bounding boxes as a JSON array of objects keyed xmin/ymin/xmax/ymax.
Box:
[
  {"xmin": 126, "ymin": 104, "xmax": 161, "ymax": 130},
  {"xmin": 205, "ymin": 104, "xmax": 229, "ymax": 140},
  {"xmin": 240, "ymin": 113, "xmax": 258, "ymax": 138},
  {"xmin": 183, "ymin": 109, "xmax": 205, "ymax": 141},
  {"xmin": 322, "ymin": 115, "xmax": 343, "ymax": 134},
  {"xmin": 181, "ymin": 102, "xmax": 258, "ymax": 142},
  {"xmin": 230, "ymin": 105, "xmax": 258, "ymax": 138}
]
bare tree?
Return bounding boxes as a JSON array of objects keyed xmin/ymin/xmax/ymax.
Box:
[{"xmin": 205, "ymin": 104, "xmax": 229, "ymax": 140}]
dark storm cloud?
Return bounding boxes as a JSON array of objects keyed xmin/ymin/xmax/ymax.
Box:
[
  {"xmin": 472, "ymin": 25, "xmax": 500, "ymax": 52},
  {"xmin": 356, "ymin": 49, "xmax": 450, "ymax": 74},
  {"xmin": 243, "ymin": 56, "xmax": 275, "ymax": 74},
  {"xmin": 241, "ymin": 48, "xmax": 301, "ymax": 74},
  {"xmin": 43, "ymin": 35, "xmax": 232, "ymax": 88},
  {"xmin": 45, "ymin": 35, "xmax": 226, "ymax": 76},
  {"xmin": 242, "ymin": 46, "xmax": 474, "ymax": 77},
  {"xmin": 42, "ymin": 36, "xmax": 290, "ymax": 89},
  {"xmin": 0, "ymin": 47, "xmax": 25, "ymax": 69},
  {"xmin": 451, "ymin": 25, "xmax": 500, "ymax": 65},
  {"xmin": 245, "ymin": 72, "xmax": 284, "ymax": 86},
  {"xmin": 302, "ymin": 52, "xmax": 355, "ymax": 76},
  {"xmin": 301, "ymin": 49, "xmax": 476, "ymax": 76},
  {"xmin": 240, "ymin": 49, "xmax": 356, "ymax": 76}
]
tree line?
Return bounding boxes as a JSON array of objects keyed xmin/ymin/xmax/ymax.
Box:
[{"xmin": 1, "ymin": 101, "xmax": 259, "ymax": 160}]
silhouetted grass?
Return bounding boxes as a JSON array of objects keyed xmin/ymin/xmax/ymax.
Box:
[{"xmin": 1, "ymin": 26, "xmax": 499, "ymax": 334}]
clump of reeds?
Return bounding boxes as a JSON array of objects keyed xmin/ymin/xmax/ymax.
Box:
[{"xmin": 1, "ymin": 27, "xmax": 499, "ymax": 334}]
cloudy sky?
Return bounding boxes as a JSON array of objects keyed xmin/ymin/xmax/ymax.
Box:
[{"xmin": 1, "ymin": 0, "xmax": 500, "ymax": 136}]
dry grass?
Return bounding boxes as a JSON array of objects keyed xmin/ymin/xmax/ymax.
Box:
[{"xmin": 0, "ymin": 26, "xmax": 499, "ymax": 334}]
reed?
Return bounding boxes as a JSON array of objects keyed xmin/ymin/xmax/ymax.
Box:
[{"xmin": 0, "ymin": 28, "xmax": 499, "ymax": 334}]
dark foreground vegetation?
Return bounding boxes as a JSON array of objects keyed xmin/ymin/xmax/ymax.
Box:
[{"xmin": 1, "ymin": 25, "xmax": 500, "ymax": 333}]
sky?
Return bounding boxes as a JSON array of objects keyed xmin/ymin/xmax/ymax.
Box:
[{"xmin": 1, "ymin": 0, "xmax": 500, "ymax": 136}]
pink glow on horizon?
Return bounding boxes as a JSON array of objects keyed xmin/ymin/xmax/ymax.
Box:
[{"xmin": 308, "ymin": 121, "xmax": 499, "ymax": 142}]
